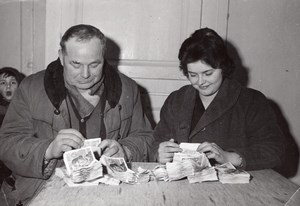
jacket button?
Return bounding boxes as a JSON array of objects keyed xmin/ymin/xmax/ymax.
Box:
[
  {"xmin": 201, "ymin": 127, "xmax": 206, "ymax": 132},
  {"xmin": 54, "ymin": 109, "xmax": 60, "ymax": 115},
  {"xmin": 118, "ymin": 105, "xmax": 122, "ymax": 110}
]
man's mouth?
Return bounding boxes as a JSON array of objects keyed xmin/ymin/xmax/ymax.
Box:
[{"xmin": 6, "ymin": 91, "xmax": 12, "ymax": 96}]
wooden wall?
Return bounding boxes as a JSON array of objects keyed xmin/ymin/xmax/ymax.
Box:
[{"xmin": 43, "ymin": 0, "xmax": 228, "ymax": 124}]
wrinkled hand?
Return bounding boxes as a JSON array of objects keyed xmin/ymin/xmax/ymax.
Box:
[
  {"xmin": 45, "ymin": 129, "xmax": 84, "ymax": 160},
  {"xmin": 99, "ymin": 139, "xmax": 126, "ymax": 160},
  {"xmin": 157, "ymin": 139, "xmax": 182, "ymax": 164},
  {"xmin": 197, "ymin": 142, "xmax": 239, "ymax": 165}
]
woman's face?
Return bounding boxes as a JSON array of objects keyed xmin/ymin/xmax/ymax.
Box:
[
  {"xmin": 0, "ymin": 74, "xmax": 18, "ymax": 102},
  {"xmin": 187, "ymin": 60, "xmax": 223, "ymax": 98}
]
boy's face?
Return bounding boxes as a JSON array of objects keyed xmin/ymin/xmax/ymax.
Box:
[{"xmin": 0, "ymin": 74, "xmax": 18, "ymax": 102}]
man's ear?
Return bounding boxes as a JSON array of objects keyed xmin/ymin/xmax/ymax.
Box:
[{"xmin": 58, "ymin": 49, "xmax": 64, "ymax": 66}]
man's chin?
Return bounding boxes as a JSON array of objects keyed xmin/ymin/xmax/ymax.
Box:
[{"xmin": 76, "ymin": 84, "xmax": 93, "ymax": 90}]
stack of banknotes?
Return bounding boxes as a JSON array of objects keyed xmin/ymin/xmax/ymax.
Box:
[
  {"xmin": 152, "ymin": 143, "xmax": 250, "ymax": 184},
  {"xmin": 215, "ymin": 162, "xmax": 250, "ymax": 184},
  {"xmin": 58, "ymin": 140, "xmax": 250, "ymax": 186}
]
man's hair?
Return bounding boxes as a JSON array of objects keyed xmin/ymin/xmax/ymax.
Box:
[
  {"xmin": 60, "ymin": 24, "xmax": 107, "ymax": 54},
  {"xmin": 178, "ymin": 27, "xmax": 234, "ymax": 78}
]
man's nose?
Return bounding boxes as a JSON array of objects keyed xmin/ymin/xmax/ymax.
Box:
[{"xmin": 81, "ymin": 66, "xmax": 90, "ymax": 78}]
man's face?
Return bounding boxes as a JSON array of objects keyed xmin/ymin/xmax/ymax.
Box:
[
  {"xmin": 0, "ymin": 74, "xmax": 18, "ymax": 102},
  {"xmin": 59, "ymin": 37, "xmax": 105, "ymax": 93}
]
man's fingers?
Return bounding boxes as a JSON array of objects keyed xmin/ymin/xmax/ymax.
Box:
[
  {"xmin": 59, "ymin": 128, "xmax": 84, "ymax": 138},
  {"xmin": 99, "ymin": 140, "xmax": 110, "ymax": 150},
  {"xmin": 103, "ymin": 145, "xmax": 119, "ymax": 157},
  {"xmin": 61, "ymin": 138, "xmax": 82, "ymax": 149},
  {"xmin": 61, "ymin": 144, "xmax": 72, "ymax": 152}
]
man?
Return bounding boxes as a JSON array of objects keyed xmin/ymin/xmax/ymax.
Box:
[{"xmin": 0, "ymin": 24, "xmax": 153, "ymax": 205}]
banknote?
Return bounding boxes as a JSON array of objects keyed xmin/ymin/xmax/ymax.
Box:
[
  {"xmin": 63, "ymin": 146, "xmax": 96, "ymax": 175},
  {"xmin": 100, "ymin": 155, "xmax": 137, "ymax": 184},
  {"xmin": 179, "ymin": 142, "xmax": 201, "ymax": 152},
  {"xmin": 83, "ymin": 138, "xmax": 102, "ymax": 159},
  {"xmin": 216, "ymin": 162, "xmax": 250, "ymax": 184},
  {"xmin": 63, "ymin": 146, "xmax": 103, "ymax": 183}
]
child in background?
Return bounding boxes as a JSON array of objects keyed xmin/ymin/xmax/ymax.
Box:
[
  {"xmin": 0, "ymin": 67, "xmax": 25, "ymax": 125},
  {"xmin": 0, "ymin": 67, "xmax": 25, "ymax": 186}
]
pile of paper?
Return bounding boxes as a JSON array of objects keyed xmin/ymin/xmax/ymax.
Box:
[
  {"xmin": 215, "ymin": 162, "xmax": 250, "ymax": 184},
  {"xmin": 151, "ymin": 143, "xmax": 250, "ymax": 184},
  {"xmin": 60, "ymin": 137, "xmax": 151, "ymax": 186},
  {"xmin": 100, "ymin": 155, "xmax": 137, "ymax": 184},
  {"xmin": 63, "ymin": 146, "xmax": 103, "ymax": 183},
  {"xmin": 59, "ymin": 140, "xmax": 250, "ymax": 186}
]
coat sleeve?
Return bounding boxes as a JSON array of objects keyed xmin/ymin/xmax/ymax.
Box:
[
  {"xmin": 234, "ymin": 91, "xmax": 286, "ymax": 170},
  {"xmin": 0, "ymin": 80, "xmax": 54, "ymax": 179},
  {"xmin": 149, "ymin": 92, "xmax": 178, "ymax": 162},
  {"xmin": 118, "ymin": 83, "xmax": 154, "ymax": 162}
]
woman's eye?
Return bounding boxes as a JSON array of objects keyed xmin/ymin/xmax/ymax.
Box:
[
  {"xmin": 205, "ymin": 72, "xmax": 213, "ymax": 76},
  {"xmin": 189, "ymin": 73, "xmax": 197, "ymax": 77}
]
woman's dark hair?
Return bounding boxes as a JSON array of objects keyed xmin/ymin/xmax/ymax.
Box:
[
  {"xmin": 60, "ymin": 24, "xmax": 107, "ymax": 54},
  {"xmin": 178, "ymin": 28, "xmax": 234, "ymax": 78},
  {"xmin": 0, "ymin": 67, "xmax": 25, "ymax": 84}
]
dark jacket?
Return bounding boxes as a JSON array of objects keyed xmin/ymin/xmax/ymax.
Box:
[
  {"xmin": 150, "ymin": 78, "xmax": 285, "ymax": 170},
  {"xmin": 0, "ymin": 59, "xmax": 153, "ymax": 205}
]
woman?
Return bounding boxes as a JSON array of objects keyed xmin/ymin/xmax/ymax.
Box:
[{"xmin": 150, "ymin": 28, "xmax": 285, "ymax": 170}]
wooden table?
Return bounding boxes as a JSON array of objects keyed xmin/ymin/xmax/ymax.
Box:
[{"xmin": 29, "ymin": 163, "xmax": 299, "ymax": 206}]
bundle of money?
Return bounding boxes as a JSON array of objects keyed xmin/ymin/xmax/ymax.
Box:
[
  {"xmin": 215, "ymin": 162, "xmax": 250, "ymax": 184},
  {"xmin": 166, "ymin": 154, "xmax": 213, "ymax": 181},
  {"xmin": 63, "ymin": 146, "xmax": 103, "ymax": 183},
  {"xmin": 152, "ymin": 165, "xmax": 169, "ymax": 181},
  {"xmin": 100, "ymin": 155, "xmax": 137, "ymax": 184},
  {"xmin": 82, "ymin": 138, "xmax": 102, "ymax": 159},
  {"xmin": 187, "ymin": 167, "xmax": 218, "ymax": 183}
]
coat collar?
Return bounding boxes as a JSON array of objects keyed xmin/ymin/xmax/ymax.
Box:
[
  {"xmin": 182, "ymin": 78, "xmax": 242, "ymax": 138},
  {"xmin": 44, "ymin": 58, "xmax": 122, "ymax": 112}
]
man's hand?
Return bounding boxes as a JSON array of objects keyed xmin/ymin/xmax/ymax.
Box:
[
  {"xmin": 99, "ymin": 139, "xmax": 126, "ymax": 160},
  {"xmin": 157, "ymin": 139, "xmax": 182, "ymax": 164},
  {"xmin": 45, "ymin": 129, "xmax": 84, "ymax": 160}
]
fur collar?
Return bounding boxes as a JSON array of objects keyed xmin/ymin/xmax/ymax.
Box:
[{"xmin": 44, "ymin": 58, "xmax": 122, "ymax": 111}]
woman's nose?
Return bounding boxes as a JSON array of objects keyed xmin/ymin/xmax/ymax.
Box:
[{"xmin": 198, "ymin": 74, "xmax": 205, "ymax": 85}]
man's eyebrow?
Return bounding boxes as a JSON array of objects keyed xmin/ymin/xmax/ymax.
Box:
[{"xmin": 71, "ymin": 60, "xmax": 81, "ymax": 64}]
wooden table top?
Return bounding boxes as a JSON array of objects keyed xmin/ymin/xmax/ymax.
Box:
[{"xmin": 29, "ymin": 162, "xmax": 299, "ymax": 206}]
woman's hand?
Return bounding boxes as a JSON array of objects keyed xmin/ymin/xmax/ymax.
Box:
[
  {"xmin": 157, "ymin": 139, "xmax": 182, "ymax": 164},
  {"xmin": 197, "ymin": 142, "xmax": 242, "ymax": 166}
]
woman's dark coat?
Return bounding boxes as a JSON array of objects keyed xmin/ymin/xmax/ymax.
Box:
[{"xmin": 150, "ymin": 78, "xmax": 286, "ymax": 170}]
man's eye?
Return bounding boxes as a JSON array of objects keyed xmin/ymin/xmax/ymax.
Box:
[
  {"xmin": 11, "ymin": 81, "xmax": 17, "ymax": 85},
  {"xmin": 71, "ymin": 62, "xmax": 81, "ymax": 68},
  {"xmin": 0, "ymin": 81, "xmax": 6, "ymax": 85},
  {"xmin": 89, "ymin": 63, "xmax": 99, "ymax": 68}
]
